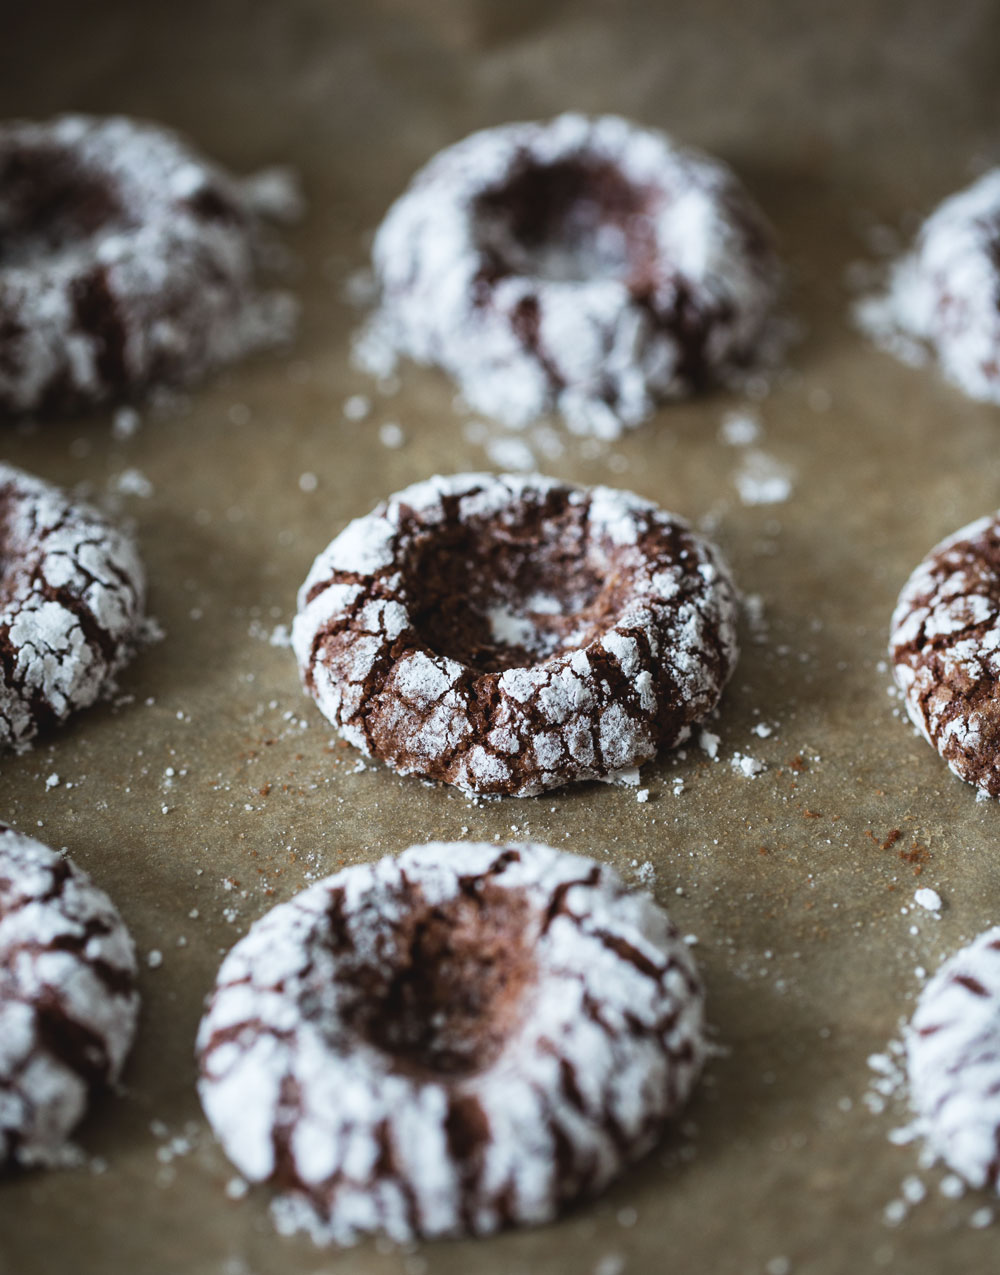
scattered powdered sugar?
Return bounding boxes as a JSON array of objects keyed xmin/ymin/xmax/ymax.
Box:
[
  {"xmin": 698, "ymin": 730, "xmax": 720, "ymax": 759},
  {"xmin": 484, "ymin": 434, "xmax": 536, "ymax": 472},
  {"xmin": 734, "ymin": 450, "xmax": 794, "ymax": 505},
  {"xmin": 343, "ymin": 394, "xmax": 371, "ymax": 421},
  {"xmin": 913, "ymin": 887, "xmax": 942, "ymax": 914},
  {"xmin": 378, "ymin": 421, "xmax": 405, "ymax": 449},
  {"xmin": 111, "ymin": 406, "xmax": 141, "ymax": 439},
  {"xmin": 719, "ymin": 410, "xmax": 760, "ymax": 446},
  {"xmin": 110, "ymin": 468, "xmax": 154, "ymax": 499},
  {"xmin": 730, "ymin": 752, "xmax": 766, "ymax": 778},
  {"xmin": 357, "ymin": 113, "xmax": 781, "ymax": 438}
]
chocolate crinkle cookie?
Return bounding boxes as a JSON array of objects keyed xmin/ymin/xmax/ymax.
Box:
[
  {"xmin": 197, "ymin": 840, "xmax": 707, "ymax": 1244},
  {"xmin": 292, "ymin": 472, "xmax": 739, "ymax": 798},
  {"xmin": 0, "ymin": 826, "xmax": 139, "ymax": 1167},
  {"xmin": 890, "ymin": 511, "xmax": 1000, "ymax": 797},
  {"xmin": 907, "ymin": 927, "xmax": 1000, "ymax": 1190},
  {"xmin": 356, "ymin": 113, "xmax": 781, "ymax": 439},
  {"xmin": 0, "ymin": 114, "xmax": 300, "ymax": 415},
  {"xmin": 856, "ymin": 168, "xmax": 1000, "ymax": 404},
  {"xmin": 0, "ymin": 461, "xmax": 147, "ymax": 749}
]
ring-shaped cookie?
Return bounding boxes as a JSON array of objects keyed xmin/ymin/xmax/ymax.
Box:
[
  {"xmin": 362, "ymin": 113, "xmax": 780, "ymax": 437},
  {"xmin": 196, "ymin": 840, "xmax": 707, "ymax": 1243},
  {"xmin": 0, "ymin": 826, "xmax": 139, "ymax": 1167},
  {"xmin": 292, "ymin": 472, "xmax": 739, "ymax": 797},
  {"xmin": 890, "ymin": 511, "xmax": 1000, "ymax": 797},
  {"xmin": 0, "ymin": 461, "xmax": 146, "ymax": 749},
  {"xmin": 0, "ymin": 114, "xmax": 297, "ymax": 414}
]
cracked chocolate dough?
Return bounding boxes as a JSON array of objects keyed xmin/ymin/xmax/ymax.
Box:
[
  {"xmin": 0, "ymin": 825, "xmax": 139, "ymax": 1167},
  {"xmin": 196, "ymin": 840, "xmax": 707, "ymax": 1244},
  {"xmin": 0, "ymin": 114, "xmax": 298, "ymax": 415},
  {"xmin": 0, "ymin": 461, "xmax": 146, "ymax": 750},
  {"xmin": 292, "ymin": 472, "xmax": 739, "ymax": 798},
  {"xmin": 907, "ymin": 927, "xmax": 1000, "ymax": 1190},
  {"xmin": 357, "ymin": 112, "xmax": 780, "ymax": 438},
  {"xmin": 858, "ymin": 168, "xmax": 1000, "ymax": 405},
  {"xmin": 890, "ymin": 511, "xmax": 1000, "ymax": 797}
]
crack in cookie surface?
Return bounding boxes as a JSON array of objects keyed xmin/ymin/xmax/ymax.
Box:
[
  {"xmin": 292, "ymin": 473, "xmax": 739, "ymax": 797},
  {"xmin": 0, "ymin": 826, "xmax": 139, "ymax": 1166},
  {"xmin": 890, "ymin": 512, "xmax": 1000, "ymax": 796},
  {"xmin": 196, "ymin": 840, "xmax": 707, "ymax": 1244},
  {"xmin": 0, "ymin": 462, "xmax": 146, "ymax": 750}
]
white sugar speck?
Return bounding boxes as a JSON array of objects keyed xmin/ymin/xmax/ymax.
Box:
[
  {"xmin": 913, "ymin": 887, "xmax": 942, "ymax": 914},
  {"xmin": 734, "ymin": 451, "xmax": 793, "ymax": 505},
  {"xmin": 343, "ymin": 394, "xmax": 371, "ymax": 421},
  {"xmin": 112, "ymin": 468, "xmax": 154, "ymax": 499},
  {"xmin": 698, "ymin": 730, "xmax": 720, "ymax": 760},
  {"xmin": 112, "ymin": 406, "xmax": 141, "ymax": 439},
  {"xmin": 731, "ymin": 752, "xmax": 766, "ymax": 777},
  {"xmin": 719, "ymin": 410, "xmax": 760, "ymax": 446},
  {"xmin": 378, "ymin": 422, "xmax": 405, "ymax": 449}
]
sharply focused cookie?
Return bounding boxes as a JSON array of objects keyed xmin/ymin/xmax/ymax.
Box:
[
  {"xmin": 359, "ymin": 113, "xmax": 780, "ymax": 438},
  {"xmin": 890, "ymin": 511, "xmax": 1000, "ymax": 796},
  {"xmin": 197, "ymin": 840, "xmax": 707, "ymax": 1243},
  {"xmin": 0, "ymin": 826, "xmax": 139, "ymax": 1167},
  {"xmin": 0, "ymin": 461, "xmax": 147, "ymax": 750},
  {"xmin": 0, "ymin": 114, "xmax": 298, "ymax": 415},
  {"xmin": 292, "ymin": 472, "xmax": 739, "ymax": 797},
  {"xmin": 907, "ymin": 926, "xmax": 1000, "ymax": 1190}
]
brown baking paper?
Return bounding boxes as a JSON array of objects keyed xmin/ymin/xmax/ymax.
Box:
[{"xmin": 3, "ymin": 1, "xmax": 1000, "ymax": 1272}]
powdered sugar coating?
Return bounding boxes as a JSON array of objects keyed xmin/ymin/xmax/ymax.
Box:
[
  {"xmin": 856, "ymin": 169, "xmax": 1000, "ymax": 403},
  {"xmin": 0, "ymin": 462, "xmax": 146, "ymax": 749},
  {"xmin": 907, "ymin": 927, "xmax": 1000, "ymax": 1189},
  {"xmin": 890, "ymin": 511, "xmax": 1000, "ymax": 797},
  {"xmin": 292, "ymin": 472, "xmax": 739, "ymax": 797},
  {"xmin": 358, "ymin": 114, "xmax": 780, "ymax": 438},
  {"xmin": 0, "ymin": 114, "xmax": 298, "ymax": 414},
  {"xmin": 196, "ymin": 840, "xmax": 706, "ymax": 1244},
  {"xmin": 0, "ymin": 826, "xmax": 139, "ymax": 1166}
]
